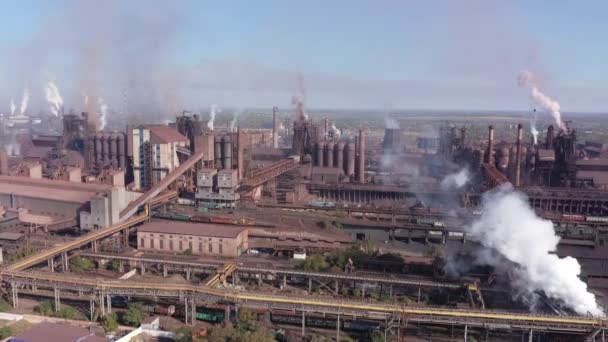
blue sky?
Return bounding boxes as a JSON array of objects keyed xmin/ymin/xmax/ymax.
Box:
[{"xmin": 0, "ymin": 0, "xmax": 607, "ymax": 113}]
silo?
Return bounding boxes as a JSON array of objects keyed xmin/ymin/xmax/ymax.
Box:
[
  {"xmin": 335, "ymin": 142, "xmax": 344, "ymax": 169},
  {"xmin": 222, "ymin": 136, "xmax": 232, "ymax": 170},
  {"xmin": 315, "ymin": 142, "xmax": 324, "ymax": 167},
  {"xmin": 117, "ymin": 134, "xmax": 126, "ymax": 168},
  {"xmin": 345, "ymin": 142, "xmax": 355, "ymax": 177},
  {"xmin": 325, "ymin": 142, "xmax": 334, "ymax": 167},
  {"xmin": 214, "ymin": 136, "xmax": 223, "ymax": 169},
  {"xmin": 108, "ymin": 134, "xmax": 117, "ymax": 167}
]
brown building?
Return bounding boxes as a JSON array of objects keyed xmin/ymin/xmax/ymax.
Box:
[{"xmin": 137, "ymin": 219, "xmax": 248, "ymax": 257}]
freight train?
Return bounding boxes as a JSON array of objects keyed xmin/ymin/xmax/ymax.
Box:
[
  {"xmin": 271, "ymin": 311, "xmax": 380, "ymax": 332},
  {"xmin": 151, "ymin": 212, "xmax": 274, "ymax": 227}
]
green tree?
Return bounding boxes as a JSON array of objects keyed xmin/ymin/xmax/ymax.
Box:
[
  {"xmin": 36, "ymin": 300, "xmax": 54, "ymax": 316},
  {"xmin": 122, "ymin": 303, "xmax": 146, "ymax": 326},
  {"xmin": 243, "ymin": 326, "xmax": 275, "ymax": 342},
  {"xmin": 173, "ymin": 326, "xmax": 195, "ymax": 342},
  {"xmin": 0, "ymin": 326, "xmax": 13, "ymax": 339},
  {"xmin": 101, "ymin": 314, "xmax": 119, "ymax": 333},
  {"xmin": 108, "ymin": 260, "xmax": 121, "ymax": 272},
  {"xmin": 301, "ymin": 254, "xmax": 328, "ymax": 272},
  {"xmin": 205, "ymin": 324, "xmax": 237, "ymax": 342},
  {"xmin": 55, "ymin": 307, "xmax": 78, "ymax": 320},
  {"xmin": 184, "ymin": 248, "xmax": 193, "ymax": 256},
  {"xmin": 70, "ymin": 256, "xmax": 94, "ymax": 273},
  {"xmin": 9, "ymin": 247, "xmax": 37, "ymax": 262},
  {"xmin": 236, "ymin": 308, "xmax": 257, "ymax": 331}
]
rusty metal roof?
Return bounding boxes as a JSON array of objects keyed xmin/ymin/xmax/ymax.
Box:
[
  {"xmin": 144, "ymin": 124, "xmax": 188, "ymax": 144},
  {"xmin": 139, "ymin": 219, "xmax": 247, "ymax": 238}
]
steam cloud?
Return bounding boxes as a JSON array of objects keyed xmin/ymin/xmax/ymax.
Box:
[
  {"xmin": 98, "ymin": 98, "xmax": 108, "ymax": 130},
  {"xmin": 441, "ymin": 168, "xmax": 470, "ymax": 190},
  {"xmin": 469, "ymin": 185, "xmax": 603, "ymax": 316},
  {"xmin": 229, "ymin": 108, "xmax": 240, "ymax": 132},
  {"xmin": 207, "ymin": 104, "xmax": 219, "ymax": 131},
  {"xmin": 9, "ymin": 98, "xmax": 16, "ymax": 116},
  {"xmin": 44, "ymin": 81, "xmax": 63, "ymax": 116},
  {"xmin": 330, "ymin": 123, "xmax": 341, "ymax": 138},
  {"xmin": 518, "ymin": 71, "xmax": 565, "ymax": 131},
  {"xmin": 384, "ymin": 116, "xmax": 400, "ymax": 129},
  {"xmin": 19, "ymin": 88, "xmax": 29, "ymax": 115}
]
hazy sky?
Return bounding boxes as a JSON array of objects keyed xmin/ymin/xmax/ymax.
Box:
[{"xmin": 0, "ymin": 0, "xmax": 607, "ymax": 114}]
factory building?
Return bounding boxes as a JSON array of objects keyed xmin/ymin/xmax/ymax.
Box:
[
  {"xmin": 195, "ymin": 168, "xmax": 240, "ymax": 207},
  {"xmin": 137, "ymin": 219, "xmax": 248, "ymax": 257},
  {"xmin": 131, "ymin": 125, "xmax": 189, "ymax": 191},
  {"xmin": 0, "ymin": 175, "xmax": 138, "ymax": 230}
]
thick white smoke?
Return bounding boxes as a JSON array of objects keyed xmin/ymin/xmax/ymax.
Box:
[
  {"xmin": 469, "ymin": 185, "xmax": 603, "ymax": 316},
  {"xmin": 441, "ymin": 168, "xmax": 470, "ymax": 190},
  {"xmin": 207, "ymin": 104, "xmax": 219, "ymax": 131},
  {"xmin": 44, "ymin": 81, "xmax": 63, "ymax": 116},
  {"xmin": 9, "ymin": 98, "xmax": 16, "ymax": 116},
  {"xmin": 19, "ymin": 88, "xmax": 29, "ymax": 115},
  {"xmin": 518, "ymin": 71, "xmax": 565, "ymax": 131},
  {"xmin": 384, "ymin": 116, "xmax": 400, "ymax": 129},
  {"xmin": 531, "ymin": 125, "xmax": 539, "ymax": 145},
  {"xmin": 330, "ymin": 123, "xmax": 341, "ymax": 138},
  {"xmin": 98, "ymin": 98, "xmax": 108, "ymax": 131},
  {"xmin": 229, "ymin": 109, "xmax": 239, "ymax": 132}
]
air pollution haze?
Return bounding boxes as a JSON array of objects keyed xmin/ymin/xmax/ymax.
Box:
[
  {"xmin": 441, "ymin": 168, "xmax": 470, "ymax": 190},
  {"xmin": 469, "ymin": 185, "xmax": 603, "ymax": 316},
  {"xmin": 518, "ymin": 71, "xmax": 566, "ymax": 131}
]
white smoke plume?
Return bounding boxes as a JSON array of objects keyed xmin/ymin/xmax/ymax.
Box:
[
  {"xmin": 207, "ymin": 104, "xmax": 219, "ymax": 131},
  {"xmin": 9, "ymin": 98, "xmax": 16, "ymax": 116},
  {"xmin": 19, "ymin": 88, "xmax": 29, "ymax": 115},
  {"xmin": 44, "ymin": 81, "xmax": 64, "ymax": 116},
  {"xmin": 469, "ymin": 185, "xmax": 603, "ymax": 316},
  {"xmin": 330, "ymin": 123, "xmax": 341, "ymax": 138},
  {"xmin": 518, "ymin": 71, "xmax": 565, "ymax": 131},
  {"xmin": 531, "ymin": 125, "xmax": 539, "ymax": 145},
  {"xmin": 384, "ymin": 116, "xmax": 400, "ymax": 129},
  {"xmin": 98, "ymin": 98, "xmax": 108, "ymax": 130},
  {"xmin": 229, "ymin": 109, "xmax": 240, "ymax": 132},
  {"xmin": 441, "ymin": 168, "xmax": 470, "ymax": 190}
]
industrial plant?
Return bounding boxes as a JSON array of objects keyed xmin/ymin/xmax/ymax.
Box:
[{"xmin": 0, "ymin": 86, "xmax": 608, "ymax": 342}]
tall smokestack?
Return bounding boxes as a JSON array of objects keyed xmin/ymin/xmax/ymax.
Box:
[
  {"xmin": 515, "ymin": 123, "xmax": 523, "ymax": 187},
  {"xmin": 486, "ymin": 125, "xmax": 495, "ymax": 164},
  {"xmin": 546, "ymin": 125, "xmax": 555, "ymax": 150},
  {"xmin": 237, "ymin": 126, "xmax": 243, "ymax": 180},
  {"xmin": 358, "ymin": 129, "xmax": 365, "ymax": 183},
  {"xmin": 324, "ymin": 117, "xmax": 329, "ymax": 140},
  {"xmin": 214, "ymin": 136, "xmax": 222, "ymax": 169},
  {"xmin": 272, "ymin": 106, "xmax": 278, "ymax": 149},
  {"xmin": 460, "ymin": 126, "xmax": 466, "ymax": 150}
]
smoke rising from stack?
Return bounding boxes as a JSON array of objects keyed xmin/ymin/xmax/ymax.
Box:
[
  {"xmin": 441, "ymin": 168, "xmax": 470, "ymax": 190},
  {"xmin": 98, "ymin": 98, "xmax": 109, "ymax": 130},
  {"xmin": 9, "ymin": 98, "xmax": 15, "ymax": 116},
  {"xmin": 468, "ymin": 185, "xmax": 603, "ymax": 316},
  {"xmin": 207, "ymin": 104, "xmax": 219, "ymax": 131},
  {"xmin": 517, "ymin": 71, "xmax": 565, "ymax": 131},
  {"xmin": 384, "ymin": 116, "xmax": 400, "ymax": 129},
  {"xmin": 330, "ymin": 123, "xmax": 341, "ymax": 138},
  {"xmin": 19, "ymin": 88, "xmax": 29, "ymax": 115},
  {"xmin": 44, "ymin": 81, "xmax": 63, "ymax": 116},
  {"xmin": 230, "ymin": 108, "xmax": 240, "ymax": 132}
]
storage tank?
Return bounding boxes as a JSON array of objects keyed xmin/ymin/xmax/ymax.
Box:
[
  {"xmin": 315, "ymin": 142, "xmax": 324, "ymax": 167},
  {"xmin": 117, "ymin": 134, "xmax": 126, "ymax": 168},
  {"xmin": 325, "ymin": 142, "xmax": 334, "ymax": 167},
  {"xmin": 214, "ymin": 136, "xmax": 222, "ymax": 169},
  {"xmin": 222, "ymin": 136, "xmax": 232, "ymax": 170},
  {"xmin": 108, "ymin": 134, "xmax": 117, "ymax": 167},
  {"xmin": 345, "ymin": 142, "xmax": 355, "ymax": 177},
  {"xmin": 335, "ymin": 142, "xmax": 344, "ymax": 169}
]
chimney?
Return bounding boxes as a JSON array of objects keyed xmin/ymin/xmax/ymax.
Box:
[
  {"xmin": 546, "ymin": 125, "xmax": 554, "ymax": 150},
  {"xmin": 237, "ymin": 126, "xmax": 244, "ymax": 180},
  {"xmin": 272, "ymin": 106, "xmax": 278, "ymax": 148},
  {"xmin": 324, "ymin": 117, "xmax": 329, "ymax": 139},
  {"xmin": 486, "ymin": 125, "xmax": 495, "ymax": 164},
  {"xmin": 358, "ymin": 129, "xmax": 365, "ymax": 183},
  {"xmin": 460, "ymin": 126, "xmax": 466, "ymax": 149},
  {"xmin": 515, "ymin": 124, "xmax": 523, "ymax": 187}
]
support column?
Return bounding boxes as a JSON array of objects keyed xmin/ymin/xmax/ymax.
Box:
[
  {"xmin": 283, "ymin": 275, "xmax": 287, "ymax": 289},
  {"xmin": 528, "ymin": 329, "xmax": 533, "ymax": 342},
  {"xmin": 54, "ymin": 287, "xmax": 61, "ymax": 312},
  {"xmin": 62, "ymin": 252, "xmax": 69, "ymax": 272},
  {"xmin": 186, "ymin": 268, "xmax": 191, "ymax": 281},
  {"xmin": 92, "ymin": 240, "xmax": 98, "ymax": 253},
  {"xmin": 118, "ymin": 261, "xmax": 124, "ymax": 273},
  {"xmin": 10, "ymin": 283, "xmax": 18, "ymax": 308},
  {"xmin": 301, "ymin": 311, "xmax": 306, "ymax": 337},
  {"xmin": 184, "ymin": 296, "xmax": 189, "ymax": 325},
  {"xmin": 336, "ymin": 314, "xmax": 341, "ymax": 342},
  {"xmin": 90, "ymin": 297, "xmax": 95, "ymax": 321},
  {"xmin": 163, "ymin": 264, "xmax": 168, "ymax": 277},
  {"xmin": 99, "ymin": 291, "xmax": 105, "ymax": 316},
  {"xmin": 464, "ymin": 324, "xmax": 468, "ymax": 342},
  {"xmin": 106, "ymin": 294, "xmax": 112, "ymax": 314},
  {"xmin": 191, "ymin": 297, "xmax": 196, "ymax": 326},
  {"xmin": 140, "ymin": 263, "xmax": 145, "ymax": 275},
  {"xmin": 48, "ymin": 258, "xmax": 55, "ymax": 272},
  {"xmin": 334, "ymin": 280, "xmax": 339, "ymax": 294},
  {"xmin": 308, "ymin": 278, "xmax": 312, "ymax": 293}
]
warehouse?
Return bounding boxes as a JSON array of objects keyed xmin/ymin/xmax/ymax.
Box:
[{"xmin": 137, "ymin": 219, "xmax": 248, "ymax": 257}]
